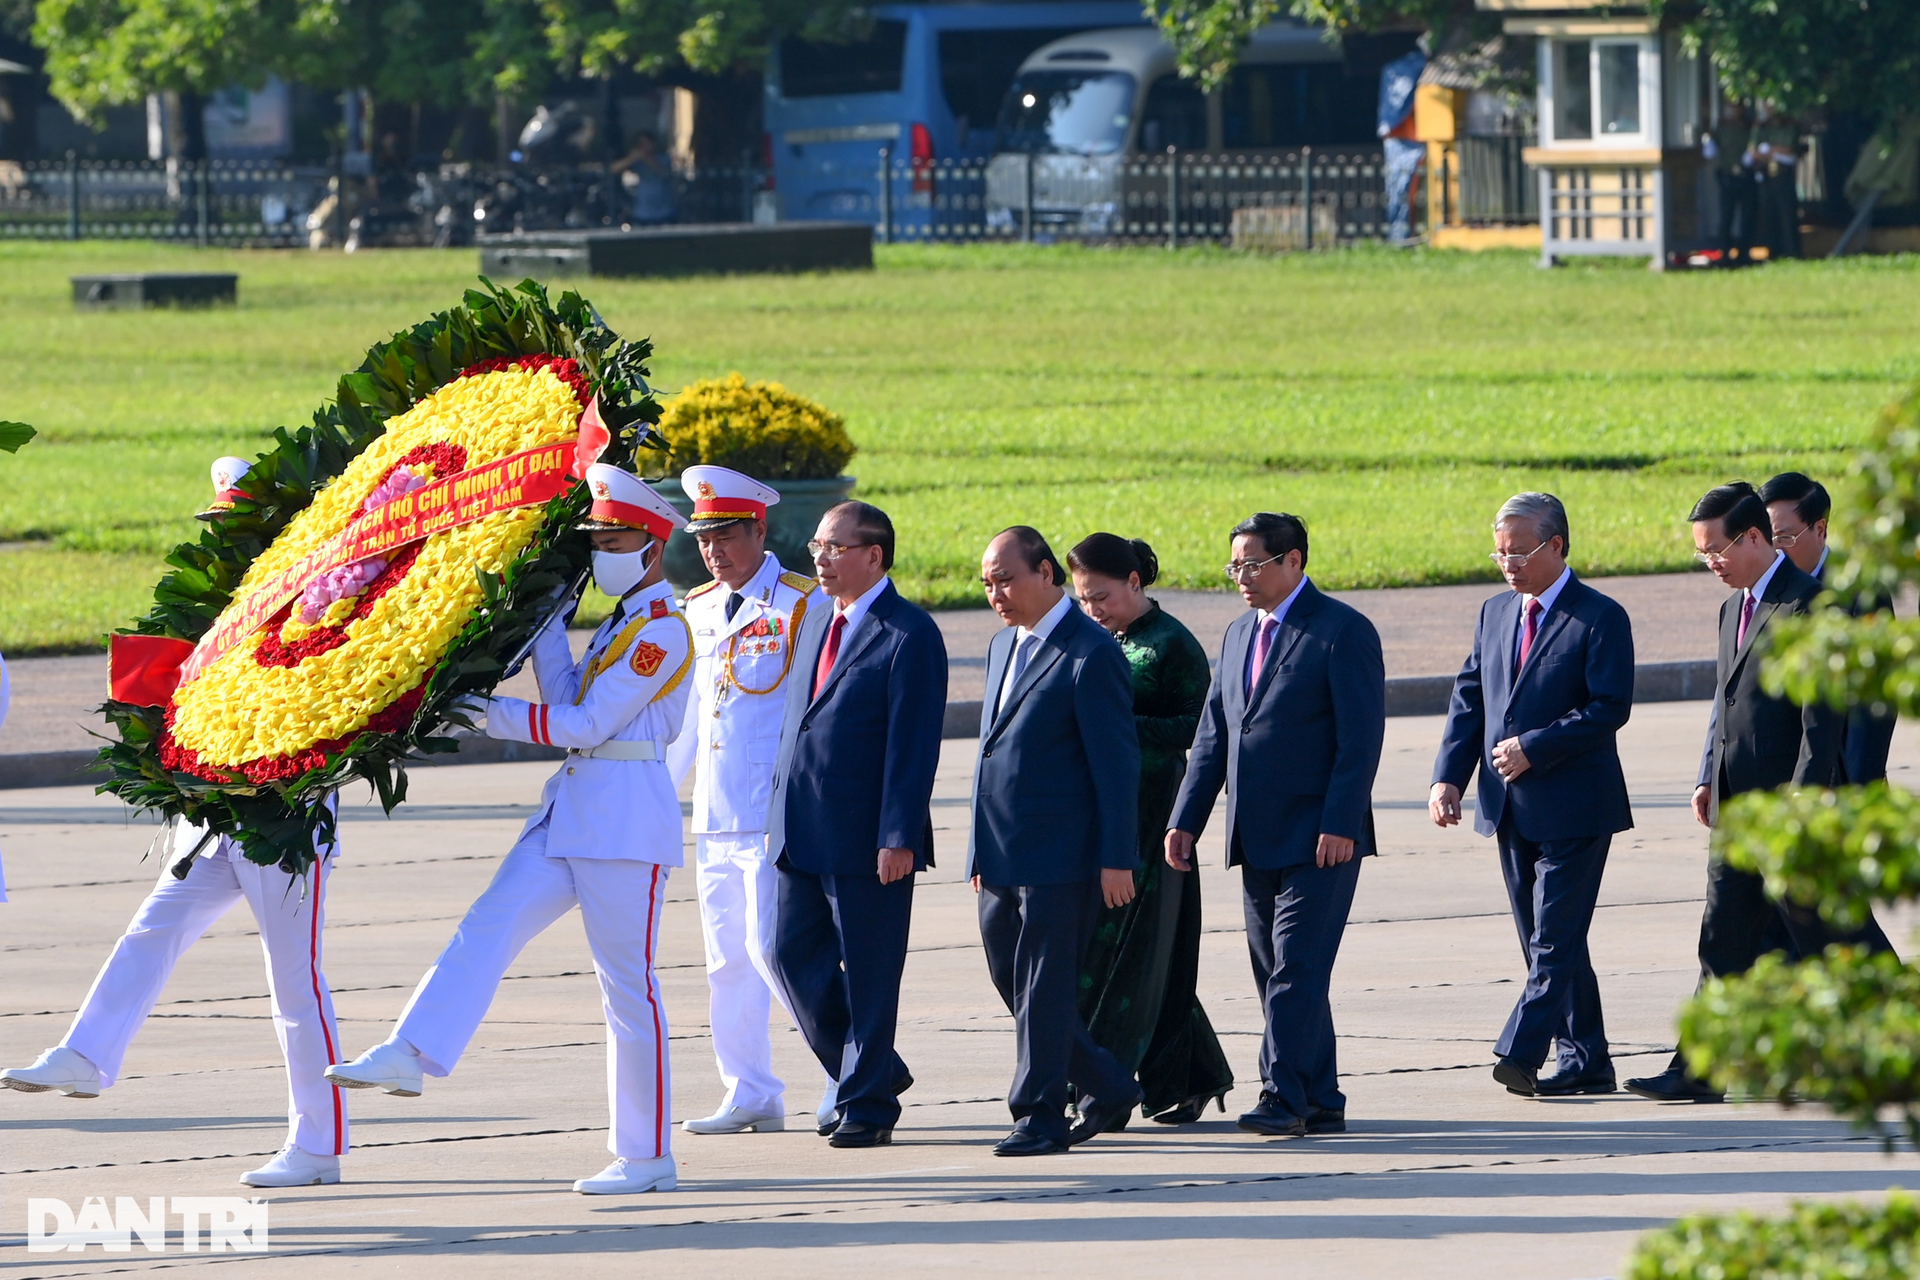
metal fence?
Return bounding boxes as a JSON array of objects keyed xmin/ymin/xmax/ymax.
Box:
[
  {"xmin": 0, "ymin": 158, "xmax": 324, "ymax": 243},
  {"xmin": 1453, "ymin": 136, "xmax": 1537, "ymax": 224},
  {"xmin": 873, "ymin": 147, "xmax": 1393, "ymax": 245}
]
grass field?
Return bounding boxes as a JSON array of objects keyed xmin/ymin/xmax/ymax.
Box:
[{"xmin": 2, "ymin": 239, "xmax": 1917, "ymax": 652}]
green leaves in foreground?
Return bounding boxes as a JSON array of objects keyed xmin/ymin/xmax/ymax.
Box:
[
  {"xmin": 1716, "ymin": 784, "xmax": 1920, "ymax": 931},
  {"xmin": 0, "ymin": 422, "xmax": 34, "ymax": 453},
  {"xmin": 1679, "ymin": 950, "xmax": 1920, "ymax": 1147},
  {"xmin": 1627, "ymin": 1189, "xmax": 1920, "ymax": 1280}
]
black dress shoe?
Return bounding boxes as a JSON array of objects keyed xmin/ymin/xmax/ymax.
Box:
[
  {"xmin": 818, "ymin": 1072, "xmax": 915, "ymax": 1136},
  {"xmin": 1067, "ymin": 1085, "xmax": 1144, "ymax": 1146},
  {"xmin": 1536, "ymin": 1066, "xmax": 1619, "ymax": 1097},
  {"xmin": 1237, "ymin": 1099, "xmax": 1307, "ymax": 1138},
  {"xmin": 1624, "ymin": 1067, "xmax": 1724, "ymax": 1103},
  {"xmin": 1493, "ymin": 1057, "xmax": 1538, "ymax": 1097},
  {"xmin": 993, "ymin": 1129, "xmax": 1067, "ymax": 1156},
  {"xmin": 1304, "ymin": 1108, "xmax": 1346, "ymax": 1134},
  {"xmin": 827, "ymin": 1121, "xmax": 892, "ymax": 1148}
]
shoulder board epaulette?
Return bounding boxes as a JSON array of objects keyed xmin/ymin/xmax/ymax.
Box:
[
  {"xmin": 778, "ymin": 570, "xmax": 818, "ymax": 593},
  {"xmin": 686, "ymin": 580, "xmax": 723, "ymax": 599}
]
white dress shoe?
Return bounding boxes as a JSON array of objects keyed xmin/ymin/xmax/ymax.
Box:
[
  {"xmin": 240, "ymin": 1144, "xmax": 341, "ymax": 1188},
  {"xmin": 573, "ymin": 1155, "xmax": 677, "ymax": 1195},
  {"xmin": 0, "ymin": 1047, "xmax": 103, "ymax": 1098},
  {"xmin": 324, "ymin": 1042, "xmax": 423, "ymax": 1096},
  {"xmin": 683, "ymin": 1105, "xmax": 786, "ymax": 1134}
]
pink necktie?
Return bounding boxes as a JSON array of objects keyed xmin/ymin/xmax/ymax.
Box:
[
  {"xmin": 813, "ymin": 611, "xmax": 846, "ymax": 699},
  {"xmin": 1737, "ymin": 592, "xmax": 1756, "ymax": 648},
  {"xmin": 1248, "ymin": 615, "xmax": 1279, "ymax": 697},
  {"xmin": 1518, "ymin": 599, "xmax": 1543, "ymax": 668}
]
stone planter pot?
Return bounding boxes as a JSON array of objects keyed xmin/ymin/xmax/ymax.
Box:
[{"xmin": 648, "ymin": 475, "xmax": 858, "ymax": 594}]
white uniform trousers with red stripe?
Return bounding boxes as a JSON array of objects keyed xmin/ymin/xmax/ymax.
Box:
[
  {"xmin": 391, "ymin": 819, "xmax": 673, "ymax": 1161},
  {"xmin": 61, "ymin": 841, "xmax": 348, "ymax": 1157}
]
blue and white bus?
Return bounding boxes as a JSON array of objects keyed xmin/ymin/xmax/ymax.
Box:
[{"xmin": 765, "ymin": 2, "xmax": 1147, "ymax": 228}]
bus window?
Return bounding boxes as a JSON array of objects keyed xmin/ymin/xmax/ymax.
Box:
[
  {"xmin": 1223, "ymin": 63, "xmax": 1355, "ymax": 146},
  {"xmin": 1138, "ymin": 74, "xmax": 1207, "ymax": 153},
  {"xmin": 778, "ymin": 20, "xmax": 909, "ymax": 97},
  {"xmin": 940, "ymin": 27, "xmax": 1097, "ymax": 153},
  {"xmin": 996, "ymin": 70, "xmax": 1137, "ymax": 155}
]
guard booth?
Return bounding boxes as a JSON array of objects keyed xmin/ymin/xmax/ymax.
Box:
[{"xmin": 1481, "ymin": 0, "xmax": 1708, "ymax": 267}]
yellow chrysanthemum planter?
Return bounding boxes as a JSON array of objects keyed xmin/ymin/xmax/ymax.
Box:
[{"xmin": 642, "ymin": 373, "xmax": 857, "ymax": 589}]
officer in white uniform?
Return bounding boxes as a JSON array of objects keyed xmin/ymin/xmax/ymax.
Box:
[
  {"xmin": 668, "ymin": 465, "xmax": 834, "ymax": 1134},
  {"xmin": 327, "ymin": 464, "xmax": 693, "ymax": 1196},
  {"xmin": 1, "ymin": 457, "xmax": 350, "ymax": 1191}
]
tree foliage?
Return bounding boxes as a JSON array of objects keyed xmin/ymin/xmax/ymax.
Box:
[
  {"xmin": 1628, "ymin": 1191, "xmax": 1920, "ymax": 1280},
  {"xmin": 1648, "ymin": 0, "xmax": 1920, "ymax": 127}
]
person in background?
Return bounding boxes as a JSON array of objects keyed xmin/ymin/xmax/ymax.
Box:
[
  {"xmin": 1066, "ymin": 533, "xmax": 1234, "ymax": 1127},
  {"xmin": 970, "ymin": 526, "xmax": 1141, "ymax": 1156},
  {"xmin": 1752, "ymin": 103, "xmax": 1802, "ymax": 261},
  {"xmin": 1167, "ymin": 513, "xmax": 1385, "ymax": 1139},
  {"xmin": 615, "ymin": 131, "xmax": 676, "ymax": 226},
  {"xmin": 1378, "ymin": 38, "xmax": 1428, "ymax": 245},
  {"xmin": 1703, "ymin": 102, "xmax": 1758, "ymax": 266},
  {"xmin": 1430, "ymin": 493, "xmax": 1634, "ymax": 1099}
]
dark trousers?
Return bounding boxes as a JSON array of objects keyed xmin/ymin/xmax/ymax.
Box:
[
  {"xmin": 1241, "ymin": 853, "xmax": 1361, "ymax": 1119},
  {"xmin": 978, "ymin": 880, "xmax": 1133, "ymax": 1144},
  {"xmin": 1716, "ymin": 169, "xmax": 1758, "ymax": 264},
  {"xmin": 769, "ymin": 862, "xmax": 913, "ymax": 1128},
  {"xmin": 1494, "ymin": 826, "xmax": 1611, "ymax": 1073}
]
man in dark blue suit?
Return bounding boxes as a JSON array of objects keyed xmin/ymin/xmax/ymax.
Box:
[
  {"xmin": 1168, "ymin": 512, "xmax": 1385, "ymax": 1139},
  {"xmin": 969, "ymin": 527, "xmax": 1142, "ymax": 1156},
  {"xmin": 1430, "ymin": 493, "xmax": 1634, "ymax": 1099},
  {"xmin": 767, "ymin": 501, "xmax": 947, "ymax": 1148}
]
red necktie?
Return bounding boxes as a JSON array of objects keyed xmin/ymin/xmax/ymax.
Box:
[
  {"xmin": 1518, "ymin": 598, "xmax": 1543, "ymax": 668},
  {"xmin": 813, "ymin": 610, "xmax": 847, "ymax": 699},
  {"xmin": 1737, "ymin": 591, "xmax": 1756, "ymax": 648}
]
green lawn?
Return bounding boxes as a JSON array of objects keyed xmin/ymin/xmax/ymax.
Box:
[{"xmin": 2, "ymin": 239, "xmax": 1917, "ymax": 652}]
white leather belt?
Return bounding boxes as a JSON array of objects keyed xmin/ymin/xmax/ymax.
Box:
[{"xmin": 567, "ymin": 739, "xmax": 663, "ymax": 762}]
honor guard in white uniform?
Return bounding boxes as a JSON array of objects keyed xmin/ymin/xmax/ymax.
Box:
[
  {"xmin": 667, "ymin": 466, "xmax": 833, "ymax": 1134},
  {"xmin": 1, "ymin": 457, "xmax": 351, "ymax": 1191},
  {"xmin": 326, "ymin": 463, "xmax": 693, "ymax": 1196}
]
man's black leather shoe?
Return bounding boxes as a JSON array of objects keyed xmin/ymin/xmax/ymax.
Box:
[
  {"xmin": 1624, "ymin": 1067, "xmax": 1723, "ymax": 1103},
  {"xmin": 1067, "ymin": 1086, "xmax": 1144, "ymax": 1146},
  {"xmin": 1237, "ymin": 1098, "xmax": 1307, "ymax": 1138},
  {"xmin": 827, "ymin": 1121, "xmax": 892, "ymax": 1148},
  {"xmin": 1536, "ymin": 1066, "xmax": 1618, "ymax": 1097},
  {"xmin": 1305, "ymin": 1108, "xmax": 1346, "ymax": 1134},
  {"xmin": 819, "ymin": 1072, "xmax": 914, "ymax": 1136},
  {"xmin": 993, "ymin": 1129, "xmax": 1067, "ymax": 1156},
  {"xmin": 1493, "ymin": 1057, "xmax": 1538, "ymax": 1097}
]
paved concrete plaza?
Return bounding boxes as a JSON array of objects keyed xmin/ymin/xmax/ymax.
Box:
[{"xmin": 3, "ymin": 701, "xmax": 1916, "ymax": 1277}]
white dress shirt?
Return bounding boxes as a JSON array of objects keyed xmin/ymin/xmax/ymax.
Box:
[
  {"xmin": 996, "ymin": 591, "xmax": 1073, "ymax": 719},
  {"xmin": 829, "ymin": 573, "xmax": 893, "ymax": 650},
  {"xmin": 1747, "ymin": 551, "xmax": 1787, "ymax": 617},
  {"xmin": 1514, "ymin": 565, "xmax": 1573, "ymax": 665}
]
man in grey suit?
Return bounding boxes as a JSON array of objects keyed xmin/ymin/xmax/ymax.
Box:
[
  {"xmin": 1167, "ymin": 513, "xmax": 1386, "ymax": 1138},
  {"xmin": 1627, "ymin": 482, "xmax": 1886, "ymax": 1102},
  {"xmin": 969, "ymin": 526, "xmax": 1142, "ymax": 1157}
]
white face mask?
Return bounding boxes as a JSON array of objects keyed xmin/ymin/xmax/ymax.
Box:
[{"xmin": 591, "ymin": 543, "xmax": 654, "ymax": 599}]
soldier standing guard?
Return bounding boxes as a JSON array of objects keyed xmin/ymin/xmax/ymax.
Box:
[
  {"xmin": 669, "ymin": 465, "xmax": 838, "ymax": 1134},
  {"xmin": 2, "ymin": 457, "xmax": 350, "ymax": 1190},
  {"xmin": 326, "ymin": 463, "xmax": 694, "ymax": 1195}
]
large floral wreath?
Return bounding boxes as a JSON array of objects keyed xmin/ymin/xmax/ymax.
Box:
[{"xmin": 97, "ymin": 279, "xmax": 665, "ymax": 874}]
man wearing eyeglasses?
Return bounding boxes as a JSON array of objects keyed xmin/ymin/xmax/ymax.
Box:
[
  {"xmin": 1167, "ymin": 512, "xmax": 1385, "ymax": 1139},
  {"xmin": 764, "ymin": 501, "xmax": 947, "ymax": 1147},
  {"xmin": 1430, "ymin": 493, "xmax": 1634, "ymax": 1099},
  {"xmin": 1626, "ymin": 481, "xmax": 1855, "ymax": 1102}
]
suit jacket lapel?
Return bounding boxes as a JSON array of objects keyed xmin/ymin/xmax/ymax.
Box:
[
  {"xmin": 1249, "ymin": 586, "xmax": 1317, "ymax": 711},
  {"xmin": 989, "ymin": 620, "xmax": 1067, "ymax": 738},
  {"xmin": 1511, "ymin": 581, "xmax": 1576, "ymax": 693},
  {"xmin": 815, "ymin": 597, "xmax": 890, "ymax": 706},
  {"xmin": 1729, "ymin": 569, "xmax": 1788, "ymax": 682}
]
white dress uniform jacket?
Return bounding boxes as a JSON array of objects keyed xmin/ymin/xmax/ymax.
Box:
[
  {"xmin": 484, "ymin": 578, "xmax": 693, "ymax": 865},
  {"xmin": 669, "ymin": 553, "xmax": 825, "ymax": 832}
]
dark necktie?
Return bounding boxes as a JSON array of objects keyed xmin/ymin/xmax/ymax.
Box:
[
  {"xmin": 1518, "ymin": 598, "xmax": 1543, "ymax": 669},
  {"xmin": 1246, "ymin": 614, "xmax": 1279, "ymax": 698},
  {"xmin": 725, "ymin": 591, "xmax": 743, "ymax": 623},
  {"xmin": 1737, "ymin": 591, "xmax": 1757, "ymax": 648},
  {"xmin": 813, "ymin": 611, "xmax": 847, "ymax": 699}
]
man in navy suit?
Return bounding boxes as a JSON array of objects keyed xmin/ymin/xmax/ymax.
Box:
[
  {"xmin": 1167, "ymin": 512, "xmax": 1385, "ymax": 1138},
  {"xmin": 1430, "ymin": 493, "xmax": 1634, "ymax": 1099},
  {"xmin": 766, "ymin": 501, "xmax": 947, "ymax": 1147},
  {"xmin": 969, "ymin": 527, "xmax": 1142, "ymax": 1156}
]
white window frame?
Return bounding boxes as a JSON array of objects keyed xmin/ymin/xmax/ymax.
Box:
[{"xmin": 1539, "ymin": 36, "xmax": 1661, "ymax": 149}]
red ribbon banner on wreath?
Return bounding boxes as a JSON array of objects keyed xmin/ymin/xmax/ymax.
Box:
[{"xmin": 175, "ymin": 440, "xmax": 579, "ymax": 687}]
